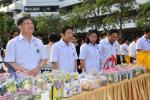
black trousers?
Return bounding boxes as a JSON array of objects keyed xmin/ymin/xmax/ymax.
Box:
[
  {"xmin": 117, "ymin": 55, "xmax": 121, "ymax": 64},
  {"xmin": 121, "ymin": 55, "xmax": 127, "ymax": 63}
]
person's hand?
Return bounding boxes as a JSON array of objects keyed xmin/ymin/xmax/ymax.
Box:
[
  {"xmin": 28, "ymin": 67, "xmax": 40, "ymax": 76},
  {"xmin": 17, "ymin": 67, "xmax": 29, "ymax": 72}
]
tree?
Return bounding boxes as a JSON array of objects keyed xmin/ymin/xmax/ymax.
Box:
[
  {"xmin": 136, "ymin": 1, "xmax": 150, "ymax": 28},
  {"xmin": 0, "ymin": 12, "xmax": 16, "ymax": 48},
  {"xmin": 34, "ymin": 15, "xmax": 64, "ymax": 35},
  {"xmin": 67, "ymin": 0, "xmax": 104, "ymax": 31},
  {"xmin": 66, "ymin": 4, "xmax": 88, "ymax": 32},
  {"xmin": 96, "ymin": 0, "xmax": 136, "ymax": 37}
]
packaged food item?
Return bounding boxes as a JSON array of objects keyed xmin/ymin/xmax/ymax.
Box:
[
  {"xmin": 0, "ymin": 93, "xmax": 13, "ymax": 100},
  {"xmin": 32, "ymin": 88, "xmax": 42, "ymax": 100},
  {"xmin": 102, "ymin": 68, "xmax": 120, "ymax": 83},
  {"xmin": 63, "ymin": 83, "xmax": 72, "ymax": 97},
  {"xmin": 36, "ymin": 78, "xmax": 47, "ymax": 92},
  {"xmin": 50, "ymin": 80, "xmax": 62, "ymax": 100},
  {"xmin": 96, "ymin": 74, "xmax": 108, "ymax": 86},
  {"xmin": 80, "ymin": 78, "xmax": 99, "ymax": 91},
  {"xmin": 63, "ymin": 74, "xmax": 72, "ymax": 97},
  {"xmin": 17, "ymin": 78, "xmax": 32, "ymax": 90},
  {"xmin": 0, "ymin": 73, "xmax": 10, "ymax": 84},
  {"xmin": 71, "ymin": 73, "xmax": 81, "ymax": 95},
  {"xmin": 5, "ymin": 79, "xmax": 17, "ymax": 93},
  {"xmin": 15, "ymin": 89, "xmax": 32, "ymax": 100},
  {"xmin": 0, "ymin": 84, "xmax": 7, "ymax": 96}
]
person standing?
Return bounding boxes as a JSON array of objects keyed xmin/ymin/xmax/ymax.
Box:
[
  {"xmin": 79, "ymin": 29, "xmax": 100, "ymax": 72},
  {"xmin": 136, "ymin": 28, "xmax": 150, "ymax": 52},
  {"xmin": 41, "ymin": 33, "xmax": 60, "ymax": 73},
  {"xmin": 128, "ymin": 35, "xmax": 139, "ymax": 63},
  {"xmin": 136, "ymin": 28, "xmax": 150, "ymax": 71},
  {"xmin": 99, "ymin": 29, "xmax": 119, "ymax": 69},
  {"xmin": 44, "ymin": 33, "xmax": 60, "ymax": 65},
  {"xmin": 120, "ymin": 39, "xmax": 129, "ymax": 63},
  {"xmin": 5, "ymin": 16, "xmax": 48, "ymax": 76},
  {"xmin": 50, "ymin": 26, "xmax": 78, "ymax": 73}
]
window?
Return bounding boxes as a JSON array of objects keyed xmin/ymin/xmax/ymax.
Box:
[{"xmin": 24, "ymin": 6, "xmax": 59, "ymax": 12}]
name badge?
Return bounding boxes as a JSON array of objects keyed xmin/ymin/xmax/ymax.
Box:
[
  {"xmin": 36, "ymin": 49, "xmax": 40, "ymax": 53},
  {"xmin": 73, "ymin": 53, "xmax": 75, "ymax": 57}
]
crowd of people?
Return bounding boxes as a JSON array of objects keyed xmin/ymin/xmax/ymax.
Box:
[{"xmin": 0, "ymin": 16, "xmax": 150, "ymax": 75}]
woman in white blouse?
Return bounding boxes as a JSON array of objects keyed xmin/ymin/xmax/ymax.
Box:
[{"xmin": 79, "ymin": 29, "xmax": 100, "ymax": 73}]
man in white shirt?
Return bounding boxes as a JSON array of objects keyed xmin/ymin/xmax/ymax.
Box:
[
  {"xmin": 79, "ymin": 29, "xmax": 100, "ymax": 72},
  {"xmin": 128, "ymin": 35, "xmax": 139, "ymax": 63},
  {"xmin": 136, "ymin": 28, "xmax": 150, "ymax": 52},
  {"xmin": 99, "ymin": 29, "xmax": 119, "ymax": 69},
  {"xmin": 50, "ymin": 26, "xmax": 78, "ymax": 73},
  {"xmin": 5, "ymin": 16, "xmax": 48, "ymax": 76}
]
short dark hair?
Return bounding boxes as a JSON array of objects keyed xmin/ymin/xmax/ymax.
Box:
[
  {"xmin": 48, "ymin": 33, "xmax": 60, "ymax": 43},
  {"xmin": 132, "ymin": 35, "xmax": 139, "ymax": 41},
  {"xmin": 101, "ymin": 31, "xmax": 107, "ymax": 38},
  {"xmin": 61, "ymin": 26, "xmax": 73, "ymax": 34},
  {"xmin": 120, "ymin": 38, "xmax": 128, "ymax": 44},
  {"xmin": 143, "ymin": 27, "xmax": 150, "ymax": 33},
  {"xmin": 16, "ymin": 16, "xmax": 33, "ymax": 26},
  {"xmin": 73, "ymin": 34, "xmax": 78, "ymax": 39},
  {"xmin": 85, "ymin": 29, "xmax": 99, "ymax": 44},
  {"xmin": 107, "ymin": 29, "xmax": 119, "ymax": 36}
]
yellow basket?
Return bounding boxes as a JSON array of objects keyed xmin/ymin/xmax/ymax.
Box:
[
  {"xmin": 136, "ymin": 51, "xmax": 150, "ymax": 68},
  {"xmin": 124, "ymin": 55, "xmax": 131, "ymax": 64}
]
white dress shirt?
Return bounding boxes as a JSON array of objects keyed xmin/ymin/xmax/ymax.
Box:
[
  {"xmin": 128, "ymin": 41, "xmax": 136, "ymax": 58},
  {"xmin": 99, "ymin": 37, "xmax": 117, "ymax": 69},
  {"xmin": 79, "ymin": 43, "xmax": 101, "ymax": 72},
  {"xmin": 44, "ymin": 44, "xmax": 52, "ymax": 65},
  {"xmin": 120, "ymin": 43, "xmax": 129, "ymax": 55},
  {"xmin": 50, "ymin": 39, "xmax": 78, "ymax": 73},
  {"xmin": 115, "ymin": 41, "xmax": 121, "ymax": 55},
  {"xmin": 136, "ymin": 36, "xmax": 150, "ymax": 51},
  {"xmin": 5, "ymin": 34, "xmax": 48, "ymax": 70}
]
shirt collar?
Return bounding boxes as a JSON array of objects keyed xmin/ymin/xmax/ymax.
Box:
[
  {"xmin": 104, "ymin": 37, "xmax": 115, "ymax": 45},
  {"xmin": 105, "ymin": 37, "xmax": 109, "ymax": 43},
  {"xmin": 60, "ymin": 39, "xmax": 71, "ymax": 47},
  {"xmin": 18, "ymin": 33, "xmax": 35, "ymax": 41},
  {"xmin": 89, "ymin": 43, "xmax": 98, "ymax": 47}
]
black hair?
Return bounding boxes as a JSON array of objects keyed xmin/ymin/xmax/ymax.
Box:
[
  {"xmin": 73, "ymin": 34, "xmax": 78, "ymax": 39},
  {"xmin": 48, "ymin": 33, "xmax": 60, "ymax": 43},
  {"xmin": 85, "ymin": 29, "xmax": 99, "ymax": 44},
  {"xmin": 132, "ymin": 35, "xmax": 139, "ymax": 41},
  {"xmin": 61, "ymin": 26, "xmax": 73, "ymax": 34},
  {"xmin": 143, "ymin": 27, "xmax": 150, "ymax": 33},
  {"xmin": 120, "ymin": 38, "xmax": 128, "ymax": 44},
  {"xmin": 107, "ymin": 29, "xmax": 119, "ymax": 36},
  {"xmin": 16, "ymin": 16, "xmax": 33, "ymax": 26},
  {"xmin": 101, "ymin": 31, "xmax": 107, "ymax": 38}
]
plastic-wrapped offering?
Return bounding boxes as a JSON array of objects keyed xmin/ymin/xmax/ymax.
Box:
[
  {"xmin": 0, "ymin": 73, "xmax": 10, "ymax": 84},
  {"xmin": 96, "ymin": 73, "xmax": 108, "ymax": 86},
  {"xmin": 63, "ymin": 74, "xmax": 72, "ymax": 97},
  {"xmin": 102, "ymin": 68, "xmax": 120, "ymax": 83},
  {"xmin": 5, "ymin": 79, "xmax": 17, "ymax": 93},
  {"xmin": 32, "ymin": 88, "xmax": 42, "ymax": 100},
  {"xmin": 14, "ymin": 89, "xmax": 32, "ymax": 100},
  {"xmin": 0, "ymin": 84, "xmax": 7, "ymax": 96},
  {"xmin": 0, "ymin": 93, "xmax": 13, "ymax": 100},
  {"xmin": 80, "ymin": 73, "xmax": 99, "ymax": 91},
  {"xmin": 71, "ymin": 73, "xmax": 81, "ymax": 95},
  {"xmin": 36, "ymin": 78, "xmax": 47, "ymax": 92},
  {"xmin": 50, "ymin": 79, "xmax": 62, "ymax": 100},
  {"xmin": 17, "ymin": 78, "xmax": 32, "ymax": 90}
]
